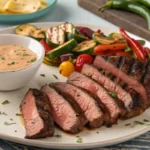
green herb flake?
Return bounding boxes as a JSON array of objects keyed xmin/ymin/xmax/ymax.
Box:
[
  {"xmin": 134, "ymin": 121, "xmax": 145, "ymax": 125},
  {"xmin": 53, "ymin": 134, "xmax": 62, "ymax": 138},
  {"xmin": 0, "ymin": 111, "xmax": 7, "ymax": 115},
  {"xmin": 125, "ymin": 123, "xmax": 131, "ymax": 126},
  {"xmin": 22, "ymin": 53, "xmax": 30, "ymax": 56},
  {"xmin": 2, "ymin": 100, "xmax": 10, "ymax": 105},
  {"xmin": 40, "ymin": 74, "xmax": 45, "ymax": 77},
  {"xmin": 16, "ymin": 113, "xmax": 22, "ymax": 116},
  {"xmin": 53, "ymin": 74, "xmax": 58, "ymax": 80},
  {"xmin": 10, "ymin": 118, "xmax": 13, "ymax": 121},
  {"xmin": 0, "ymin": 57, "xmax": 5, "ymax": 61},
  {"xmin": 143, "ymin": 119, "xmax": 149, "ymax": 122},
  {"xmin": 107, "ymin": 92, "xmax": 118, "ymax": 99},
  {"xmin": 27, "ymin": 58, "xmax": 37, "ymax": 63},
  {"xmin": 4, "ymin": 122, "xmax": 16, "ymax": 126},
  {"xmin": 76, "ymin": 137, "xmax": 82, "ymax": 143},
  {"xmin": 7, "ymin": 62, "xmax": 15, "ymax": 65}
]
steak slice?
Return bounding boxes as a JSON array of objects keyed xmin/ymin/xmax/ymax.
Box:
[
  {"xmin": 143, "ymin": 62, "xmax": 150, "ymax": 107},
  {"xmin": 81, "ymin": 64, "xmax": 131, "ymax": 112},
  {"xmin": 20, "ymin": 89, "xmax": 54, "ymax": 139},
  {"xmin": 67, "ymin": 72, "xmax": 122, "ymax": 124},
  {"xmin": 51, "ymin": 82, "xmax": 104, "ymax": 128},
  {"xmin": 93, "ymin": 55, "xmax": 147, "ymax": 107},
  {"xmin": 41, "ymin": 85, "xmax": 85, "ymax": 133},
  {"xmin": 102, "ymin": 56, "xmax": 121, "ymax": 80}
]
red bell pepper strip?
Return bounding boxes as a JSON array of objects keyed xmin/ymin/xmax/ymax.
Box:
[
  {"xmin": 116, "ymin": 51, "xmax": 132, "ymax": 57},
  {"xmin": 40, "ymin": 39, "xmax": 53, "ymax": 55},
  {"xmin": 94, "ymin": 43, "xmax": 127, "ymax": 55},
  {"xmin": 120, "ymin": 28, "xmax": 146, "ymax": 61}
]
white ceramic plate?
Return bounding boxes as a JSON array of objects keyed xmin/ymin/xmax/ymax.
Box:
[{"xmin": 0, "ymin": 22, "xmax": 150, "ymax": 149}]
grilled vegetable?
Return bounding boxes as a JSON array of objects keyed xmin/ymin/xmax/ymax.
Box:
[
  {"xmin": 15, "ymin": 24, "xmax": 37, "ymax": 36},
  {"xmin": 46, "ymin": 39, "xmax": 78, "ymax": 58},
  {"xmin": 40, "ymin": 39, "xmax": 53, "ymax": 54},
  {"xmin": 93, "ymin": 32, "xmax": 116, "ymax": 44},
  {"xmin": 30, "ymin": 28, "xmax": 46, "ymax": 40},
  {"xmin": 60, "ymin": 53, "xmax": 74, "ymax": 62},
  {"xmin": 75, "ymin": 54, "xmax": 93, "ymax": 72},
  {"xmin": 43, "ymin": 56, "xmax": 60, "ymax": 66},
  {"xmin": 46, "ymin": 26, "xmax": 66, "ymax": 48},
  {"xmin": 76, "ymin": 26, "xmax": 95, "ymax": 39},
  {"xmin": 59, "ymin": 61, "xmax": 75, "ymax": 77},
  {"xmin": 67, "ymin": 33, "xmax": 88, "ymax": 43},
  {"xmin": 73, "ymin": 40, "xmax": 96, "ymax": 54},
  {"xmin": 94, "ymin": 43, "xmax": 127, "ymax": 55},
  {"xmin": 100, "ymin": 0, "xmax": 150, "ymax": 30},
  {"xmin": 59, "ymin": 22, "xmax": 79, "ymax": 34},
  {"xmin": 120, "ymin": 28, "xmax": 146, "ymax": 61}
]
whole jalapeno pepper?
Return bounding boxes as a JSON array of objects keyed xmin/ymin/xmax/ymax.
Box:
[{"xmin": 100, "ymin": 0, "xmax": 150, "ymax": 31}]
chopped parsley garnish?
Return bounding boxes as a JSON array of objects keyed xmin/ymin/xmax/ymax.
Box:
[
  {"xmin": 10, "ymin": 118, "xmax": 13, "ymax": 121},
  {"xmin": 76, "ymin": 137, "xmax": 82, "ymax": 143},
  {"xmin": 27, "ymin": 58, "xmax": 37, "ymax": 63},
  {"xmin": 53, "ymin": 74, "xmax": 58, "ymax": 80},
  {"xmin": 4, "ymin": 122, "xmax": 16, "ymax": 126},
  {"xmin": 2, "ymin": 100, "xmax": 10, "ymax": 105},
  {"xmin": 107, "ymin": 92, "xmax": 118, "ymax": 99},
  {"xmin": 0, "ymin": 57, "xmax": 5, "ymax": 61},
  {"xmin": 53, "ymin": 134, "xmax": 62, "ymax": 138},
  {"xmin": 40, "ymin": 74, "xmax": 46, "ymax": 77},
  {"xmin": 0, "ymin": 111, "xmax": 7, "ymax": 115},
  {"xmin": 143, "ymin": 119, "xmax": 149, "ymax": 122},
  {"xmin": 124, "ymin": 123, "xmax": 131, "ymax": 126},
  {"xmin": 22, "ymin": 53, "xmax": 30, "ymax": 56},
  {"xmin": 8, "ymin": 62, "xmax": 15, "ymax": 65},
  {"xmin": 16, "ymin": 113, "xmax": 22, "ymax": 116},
  {"xmin": 134, "ymin": 121, "xmax": 145, "ymax": 125}
]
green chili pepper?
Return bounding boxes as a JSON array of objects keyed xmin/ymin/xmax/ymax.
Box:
[
  {"xmin": 100, "ymin": 0, "xmax": 150, "ymax": 31},
  {"xmin": 126, "ymin": 0, "xmax": 150, "ymax": 8}
]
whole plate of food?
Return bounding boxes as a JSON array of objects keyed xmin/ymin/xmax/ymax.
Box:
[
  {"xmin": 0, "ymin": 22, "xmax": 150, "ymax": 149},
  {"xmin": 0, "ymin": 0, "xmax": 57, "ymax": 23}
]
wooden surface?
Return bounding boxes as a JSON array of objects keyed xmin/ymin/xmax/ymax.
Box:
[{"xmin": 78, "ymin": 0, "xmax": 150, "ymax": 41}]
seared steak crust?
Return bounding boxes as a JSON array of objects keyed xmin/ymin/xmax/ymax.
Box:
[{"xmin": 21, "ymin": 89, "xmax": 54, "ymax": 139}]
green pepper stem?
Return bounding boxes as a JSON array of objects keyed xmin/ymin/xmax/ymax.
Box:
[{"xmin": 99, "ymin": 1, "xmax": 113, "ymax": 11}]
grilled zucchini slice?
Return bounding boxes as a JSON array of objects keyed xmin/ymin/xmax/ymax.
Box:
[
  {"xmin": 30, "ymin": 28, "xmax": 46, "ymax": 40},
  {"xmin": 73, "ymin": 40, "xmax": 96, "ymax": 54},
  {"xmin": 46, "ymin": 26, "xmax": 66, "ymax": 48},
  {"xmin": 46, "ymin": 39, "xmax": 78, "ymax": 58},
  {"xmin": 15, "ymin": 24, "xmax": 37, "ymax": 36}
]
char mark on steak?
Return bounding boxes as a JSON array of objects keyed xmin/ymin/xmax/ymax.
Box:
[
  {"xmin": 93, "ymin": 55, "xmax": 148, "ymax": 108},
  {"xmin": 51, "ymin": 82, "xmax": 104, "ymax": 128},
  {"xmin": 102, "ymin": 56, "xmax": 122, "ymax": 80},
  {"xmin": 81, "ymin": 64, "xmax": 131, "ymax": 112},
  {"xmin": 67, "ymin": 72, "xmax": 122, "ymax": 124},
  {"xmin": 20, "ymin": 89, "xmax": 54, "ymax": 139},
  {"xmin": 142, "ymin": 62, "xmax": 150, "ymax": 107},
  {"xmin": 41, "ymin": 85, "xmax": 86, "ymax": 133}
]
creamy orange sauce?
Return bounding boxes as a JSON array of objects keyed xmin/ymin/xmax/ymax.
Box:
[{"xmin": 0, "ymin": 45, "xmax": 37, "ymax": 71}]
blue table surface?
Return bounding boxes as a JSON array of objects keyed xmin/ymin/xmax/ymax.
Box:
[{"xmin": 0, "ymin": 0, "xmax": 149, "ymax": 149}]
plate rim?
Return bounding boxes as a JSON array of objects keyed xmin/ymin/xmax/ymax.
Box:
[{"xmin": 0, "ymin": 22, "xmax": 150, "ymax": 149}]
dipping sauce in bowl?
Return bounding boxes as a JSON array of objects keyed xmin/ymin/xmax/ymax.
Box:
[{"xmin": 0, "ymin": 45, "xmax": 37, "ymax": 71}]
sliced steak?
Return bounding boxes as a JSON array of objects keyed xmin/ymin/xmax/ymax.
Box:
[
  {"xmin": 41, "ymin": 85, "xmax": 85, "ymax": 133},
  {"xmin": 20, "ymin": 89, "xmax": 54, "ymax": 139},
  {"xmin": 93, "ymin": 55, "xmax": 147, "ymax": 107},
  {"xmin": 122, "ymin": 60, "xmax": 147, "ymax": 119},
  {"xmin": 67, "ymin": 72, "xmax": 122, "ymax": 124},
  {"xmin": 143, "ymin": 62, "xmax": 150, "ymax": 107},
  {"xmin": 114, "ymin": 57, "xmax": 135, "ymax": 87},
  {"xmin": 102, "ymin": 56, "xmax": 121, "ymax": 80},
  {"xmin": 51, "ymin": 82, "xmax": 104, "ymax": 128},
  {"xmin": 81, "ymin": 64, "xmax": 131, "ymax": 112}
]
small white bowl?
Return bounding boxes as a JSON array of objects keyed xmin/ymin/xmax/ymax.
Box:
[{"xmin": 0, "ymin": 34, "xmax": 45, "ymax": 91}]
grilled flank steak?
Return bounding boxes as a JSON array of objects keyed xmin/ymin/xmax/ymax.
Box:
[{"xmin": 20, "ymin": 89, "xmax": 54, "ymax": 139}]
